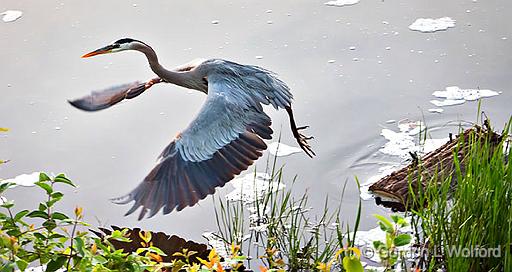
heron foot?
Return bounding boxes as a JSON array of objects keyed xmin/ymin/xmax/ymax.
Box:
[{"xmin": 292, "ymin": 125, "xmax": 316, "ymax": 158}]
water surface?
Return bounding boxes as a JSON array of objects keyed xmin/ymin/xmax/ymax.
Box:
[{"xmin": 1, "ymin": 0, "xmax": 511, "ymax": 240}]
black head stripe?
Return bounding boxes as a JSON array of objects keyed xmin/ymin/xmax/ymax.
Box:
[{"xmin": 114, "ymin": 38, "xmax": 137, "ymax": 44}]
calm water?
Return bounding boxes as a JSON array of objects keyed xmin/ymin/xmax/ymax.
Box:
[{"xmin": 1, "ymin": 0, "xmax": 511, "ymax": 241}]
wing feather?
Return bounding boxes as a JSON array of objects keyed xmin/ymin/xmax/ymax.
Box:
[
  {"xmin": 68, "ymin": 78, "xmax": 162, "ymax": 111},
  {"xmin": 112, "ymin": 74, "xmax": 272, "ymax": 219}
]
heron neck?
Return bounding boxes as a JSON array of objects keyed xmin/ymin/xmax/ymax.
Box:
[{"xmin": 139, "ymin": 46, "xmax": 192, "ymax": 88}]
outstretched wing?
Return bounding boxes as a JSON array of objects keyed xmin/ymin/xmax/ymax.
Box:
[
  {"xmin": 69, "ymin": 78, "xmax": 162, "ymax": 111},
  {"xmin": 112, "ymin": 73, "xmax": 274, "ymax": 219}
]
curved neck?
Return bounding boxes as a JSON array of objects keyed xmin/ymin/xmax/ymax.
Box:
[{"xmin": 136, "ymin": 45, "xmax": 192, "ymax": 88}]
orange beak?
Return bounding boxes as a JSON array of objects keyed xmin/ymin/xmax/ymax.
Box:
[{"xmin": 81, "ymin": 45, "xmax": 117, "ymax": 58}]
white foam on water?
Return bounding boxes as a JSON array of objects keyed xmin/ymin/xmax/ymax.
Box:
[
  {"xmin": 324, "ymin": 0, "xmax": 360, "ymax": 7},
  {"xmin": 430, "ymin": 99, "xmax": 465, "ymax": 107},
  {"xmin": 268, "ymin": 142, "xmax": 302, "ymax": 157},
  {"xmin": 225, "ymin": 172, "xmax": 285, "ymax": 204},
  {"xmin": 1, "ymin": 172, "xmax": 40, "ymax": 187},
  {"xmin": 16, "ymin": 266, "xmax": 64, "ymax": 272},
  {"xmin": 1, "ymin": 10, "xmax": 22, "ymax": 22},
  {"xmin": 353, "ymin": 218, "xmax": 414, "ymax": 263},
  {"xmin": 428, "ymin": 108, "xmax": 444, "ymax": 113},
  {"xmin": 360, "ymin": 165, "xmax": 398, "ymax": 200},
  {"xmin": 409, "ymin": 17, "xmax": 455, "ymax": 33},
  {"xmin": 202, "ymin": 232, "xmax": 231, "ymax": 259},
  {"xmin": 432, "ymin": 86, "xmax": 499, "ymax": 104},
  {"xmin": 361, "ymin": 121, "xmax": 449, "ymax": 201},
  {"xmin": 379, "ymin": 120, "xmax": 449, "ymax": 159}
]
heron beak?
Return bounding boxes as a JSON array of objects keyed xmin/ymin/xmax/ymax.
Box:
[{"xmin": 81, "ymin": 44, "xmax": 117, "ymax": 58}]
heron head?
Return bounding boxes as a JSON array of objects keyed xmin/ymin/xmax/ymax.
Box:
[{"xmin": 81, "ymin": 38, "xmax": 147, "ymax": 58}]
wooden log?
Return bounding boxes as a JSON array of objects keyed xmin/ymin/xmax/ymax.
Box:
[{"xmin": 368, "ymin": 124, "xmax": 503, "ymax": 211}]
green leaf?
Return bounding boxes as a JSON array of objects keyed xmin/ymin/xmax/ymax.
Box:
[
  {"xmin": 45, "ymin": 256, "xmax": 67, "ymax": 272},
  {"xmin": 27, "ymin": 210, "xmax": 49, "ymax": 219},
  {"xmin": 394, "ymin": 233, "xmax": 412, "ymax": 247},
  {"xmin": 92, "ymin": 255, "xmax": 108, "ymax": 265},
  {"xmin": 147, "ymin": 246, "xmax": 167, "ymax": 256},
  {"xmin": 51, "ymin": 212, "xmax": 69, "ymax": 220},
  {"xmin": 74, "ymin": 237, "xmax": 86, "ymax": 256},
  {"xmin": 373, "ymin": 240, "xmax": 385, "ymax": 250},
  {"xmin": 374, "ymin": 214, "xmax": 394, "ymax": 233},
  {"xmin": 34, "ymin": 233, "xmax": 46, "ymax": 240},
  {"xmin": 390, "ymin": 214, "xmax": 401, "ymax": 223},
  {"xmin": 0, "ymin": 182, "xmax": 15, "ymax": 193},
  {"xmin": 342, "ymin": 255, "xmax": 364, "ymax": 272},
  {"xmin": 14, "ymin": 210, "xmax": 29, "ymax": 221},
  {"xmin": 48, "ymin": 233, "xmax": 66, "ymax": 239},
  {"xmin": 1, "ymin": 200, "xmax": 14, "ymax": 209},
  {"xmin": 39, "ymin": 172, "xmax": 51, "ymax": 182},
  {"xmin": 16, "ymin": 258, "xmax": 28, "ymax": 271},
  {"xmin": 43, "ymin": 219, "xmax": 57, "ymax": 231},
  {"xmin": 51, "ymin": 192, "xmax": 64, "ymax": 199},
  {"xmin": 39, "ymin": 203, "xmax": 47, "ymax": 211},
  {"xmin": 54, "ymin": 174, "xmax": 75, "ymax": 187},
  {"xmin": 35, "ymin": 181, "xmax": 53, "ymax": 194}
]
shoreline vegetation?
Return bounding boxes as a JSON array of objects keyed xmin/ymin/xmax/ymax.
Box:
[{"xmin": 1, "ymin": 110, "xmax": 511, "ymax": 271}]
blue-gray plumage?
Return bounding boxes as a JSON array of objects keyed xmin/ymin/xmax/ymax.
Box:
[{"xmin": 70, "ymin": 38, "xmax": 314, "ymax": 220}]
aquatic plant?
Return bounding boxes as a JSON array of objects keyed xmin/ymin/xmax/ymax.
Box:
[
  {"xmin": 408, "ymin": 115, "xmax": 512, "ymax": 271},
  {"xmin": 210, "ymin": 154, "xmax": 364, "ymax": 271},
  {"xmin": 0, "ymin": 173, "xmax": 167, "ymax": 271}
]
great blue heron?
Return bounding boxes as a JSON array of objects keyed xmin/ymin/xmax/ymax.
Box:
[{"xmin": 70, "ymin": 38, "xmax": 315, "ymax": 220}]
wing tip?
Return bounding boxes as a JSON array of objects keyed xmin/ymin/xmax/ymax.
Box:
[{"xmin": 68, "ymin": 98, "xmax": 102, "ymax": 112}]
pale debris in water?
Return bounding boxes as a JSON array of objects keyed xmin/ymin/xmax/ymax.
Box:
[
  {"xmin": 379, "ymin": 120, "xmax": 448, "ymax": 159},
  {"xmin": 268, "ymin": 142, "xmax": 302, "ymax": 157},
  {"xmin": 353, "ymin": 219, "xmax": 413, "ymax": 263},
  {"xmin": 1, "ymin": 172, "xmax": 40, "ymax": 187},
  {"xmin": 15, "ymin": 266, "xmax": 65, "ymax": 272},
  {"xmin": 432, "ymin": 86, "xmax": 499, "ymax": 102},
  {"xmin": 1, "ymin": 10, "xmax": 23, "ymax": 22},
  {"xmin": 226, "ymin": 172, "xmax": 285, "ymax": 203},
  {"xmin": 428, "ymin": 108, "xmax": 444, "ymax": 113},
  {"xmin": 202, "ymin": 232, "xmax": 230, "ymax": 259},
  {"xmin": 430, "ymin": 99, "xmax": 465, "ymax": 107},
  {"xmin": 324, "ymin": 0, "xmax": 360, "ymax": 7},
  {"xmin": 211, "ymin": 20, "xmax": 220, "ymax": 25},
  {"xmin": 360, "ymin": 165, "xmax": 398, "ymax": 200},
  {"xmin": 430, "ymin": 86, "xmax": 499, "ymax": 107},
  {"xmin": 408, "ymin": 17, "xmax": 455, "ymax": 33}
]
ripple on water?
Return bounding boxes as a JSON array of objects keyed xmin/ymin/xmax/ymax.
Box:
[{"xmin": 267, "ymin": 142, "xmax": 302, "ymax": 157}]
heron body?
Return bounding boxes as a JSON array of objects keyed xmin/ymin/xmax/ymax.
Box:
[{"xmin": 71, "ymin": 38, "xmax": 314, "ymax": 220}]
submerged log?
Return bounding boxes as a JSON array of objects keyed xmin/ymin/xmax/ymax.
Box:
[{"xmin": 368, "ymin": 124, "xmax": 503, "ymax": 211}]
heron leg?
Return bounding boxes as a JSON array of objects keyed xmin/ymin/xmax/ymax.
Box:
[{"xmin": 285, "ymin": 106, "xmax": 316, "ymax": 157}]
